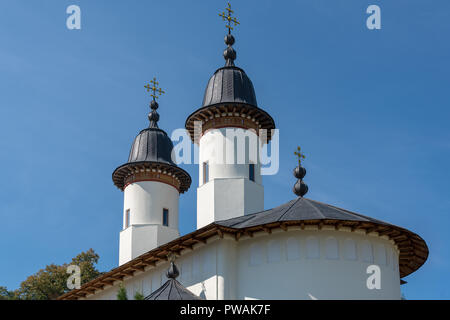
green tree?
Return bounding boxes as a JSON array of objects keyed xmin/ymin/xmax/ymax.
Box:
[
  {"xmin": 117, "ymin": 283, "xmax": 128, "ymax": 300},
  {"xmin": 12, "ymin": 249, "xmax": 103, "ymax": 300},
  {"xmin": 16, "ymin": 264, "xmax": 67, "ymax": 300},
  {"xmin": 70, "ymin": 248, "xmax": 102, "ymax": 285},
  {"xmin": 0, "ymin": 286, "xmax": 18, "ymax": 300},
  {"xmin": 134, "ymin": 291, "xmax": 144, "ymax": 300}
]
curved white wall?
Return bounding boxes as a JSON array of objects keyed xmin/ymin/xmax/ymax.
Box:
[
  {"xmin": 197, "ymin": 128, "xmax": 264, "ymax": 228},
  {"xmin": 88, "ymin": 228, "xmax": 401, "ymax": 300},
  {"xmin": 235, "ymin": 229, "xmax": 400, "ymax": 300},
  {"xmin": 119, "ymin": 180, "xmax": 180, "ymax": 265},
  {"xmin": 199, "ymin": 128, "xmax": 262, "ymax": 184},
  {"xmin": 123, "ymin": 181, "xmax": 179, "ymax": 229}
]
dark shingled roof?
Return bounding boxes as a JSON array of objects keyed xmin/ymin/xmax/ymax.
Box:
[
  {"xmin": 144, "ymin": 278, "xmax": 203, "ymax": 300},
  {"xmin": 127, "ymin": 128, "xmax": 175, "ymax": 165},
  {"xmin": 112, "ymin": 126, "xmax": 192, "ymax": 193},
  {"xmin": 202, "ymin": 66, "xmax": 258, "ymax": 108},
  {"xmin": 216, "ymin": 197, "xmax": 395, "ymax": 229}
]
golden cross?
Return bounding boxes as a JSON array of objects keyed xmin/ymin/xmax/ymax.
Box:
[
  {"xmin": 219, "ymin": 2, "xmax": 240, "ymax": 33},
  {"xmin": 294, "ymin": 146, "xmax": 306, "ymax": 166},
  {"xmin": 144, "ymin": 77, "xmax": 165, "ymax": 100}
]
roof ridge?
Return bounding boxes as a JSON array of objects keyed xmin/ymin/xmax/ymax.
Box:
[
  {"xmin": 173, "ymin": 280, "xmax": 184, "ymax": 299},
  {"xmin": 308, "ymin": 199, "xmax": 388, "ymax": 224},
  {"xmin": 302, "ymin": 198, "xmax": 327, "ymax": 219},
  {"xmin": 277, "ymin": 197, "xmax": 303, "ymax": 221},
  {"xmin": 148, "ymin": 280, "xmax": 169, "ymax": 300}
]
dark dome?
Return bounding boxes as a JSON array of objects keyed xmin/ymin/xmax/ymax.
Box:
[
  {"xmin": 112, "ymin": 125, "xmax": 192, "ymax": 193},
  {"xmin": 127, "ymin": 128, "xmax": 175, "ymax": 165},
  {"xmin": 202, "ymin": 66, "xmax": 257, "ymax": 107}
]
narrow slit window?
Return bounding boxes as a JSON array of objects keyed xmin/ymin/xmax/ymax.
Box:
[
  {"xmin": 163, "ymin": 208, "xmax": 169, "ymax": 227},
  {"xmin": 249, "ymin": 163, "xmax": 255, "ymax": 182},
  {"xmin": 203, "ymin": 161, "xmax": 209, "ymax": 184},
  {"xmin": 125, "ymin": 209, "xmax": 130, "ymax": 229}
]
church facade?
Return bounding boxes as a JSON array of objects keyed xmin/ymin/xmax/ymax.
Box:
[{"xmin": 58, "ymin": 5, "xmax": 427, "ymax": 300}]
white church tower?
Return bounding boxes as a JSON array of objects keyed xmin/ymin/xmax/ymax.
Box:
[
  {"xmin": 112, "ymin": 79, "xmax": 191, "ymax": 265},
  {"xmin": 186, "ymin": 25, "xmax": 276, "ymax": 229}
]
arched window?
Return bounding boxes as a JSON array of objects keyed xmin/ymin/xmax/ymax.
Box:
[
  {"xmin": 267, "ymin": 240, "xmax": 282, "ymax": 263},
  {"xmin": 361, "ymin": 240, "xmax": 374, "ymax": 263},
  {"xmin": 286, "ymin": 237, "xmax": 301, "ymax": 261},
  {"xmin": 325, "ymin": 237, "xmax": 339, "ymax": 260},
  {"xmin": 249, "ymin": 243, "xmax": 264, "ymax": 266},
  {"xmin": 343, "ymin": 239, "xmax": 357, "ymax": 260},
  {"xmin": 306, "ymin": 236, "xmax": 320, "ymax": 259}
]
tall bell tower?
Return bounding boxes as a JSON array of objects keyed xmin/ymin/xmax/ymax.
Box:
[
  {"xmin": 113, "ymin": 79, "xmax": 191, "ymax": 265},
  {"xmin": 185, "ymin": 4, "xmax": 276, "ymax": 229}
]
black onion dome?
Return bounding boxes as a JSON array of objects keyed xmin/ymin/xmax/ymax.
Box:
[
  {"xmin": 128, "ymin": 128, "xmax": 175, "ymax": 165},
  {"xmin": 202, "ymin": 66, "xmax": 257, "ymax": 108},
  {"xmin": 112, "ymin": 128, "xmax": 191, "ymax": 193},
  {"xmin": 185, "ymin": 30, "xmax": 275, "ymax": 142}
]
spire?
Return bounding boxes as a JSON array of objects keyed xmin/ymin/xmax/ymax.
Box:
[
  {"xmin": 293, "ymin": 146, "xmax": 308, "ymax": 197},
  {"xmin": 144, "ymin": 77, "xmax": 165, "ymax": 128},
  {"xmin": 219, "ymin": 3, "xmax": 240, "ymax": 66}
]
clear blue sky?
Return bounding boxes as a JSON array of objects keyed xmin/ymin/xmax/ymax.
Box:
[{"xmin": 0, "ymin": 0, "xmax": 449, "ymax": 299}]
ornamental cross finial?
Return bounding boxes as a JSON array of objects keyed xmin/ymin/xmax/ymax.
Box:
[
  {"xmin": 219, "ymin": 2, "xmax": 240, "ymax": 34},
  {"xmin": 144, "ymin": 77, "xmax": 165, "ymax": 100},
  {"xmin": 294, "ymin": 146, "xmax": 306, "ymax": 166}
]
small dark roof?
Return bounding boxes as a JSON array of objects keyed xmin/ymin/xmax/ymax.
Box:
[
  {"xmin": 112, "ymin": 127, "xmax": 192, "ymax": 193},
  {"xmin": 216, "ymin": 197, "xmax": 394, "ymax": 229},
  {"xmin": 202, "ymin": 66, "xmax": 257, "ymax": 108},
  {"xmin": 145, "ymin": 262, "xmax": 203, "ymax": 300},
  {"xmin": 127, "ymin": 128, "xmax": 175, "ymax": 165},
  {"xmin": 144, "ymin": 279, "xmax": 203, "ymax": 300}
]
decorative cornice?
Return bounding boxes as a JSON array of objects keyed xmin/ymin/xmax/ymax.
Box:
[
  {"xmin": 124, "ymin": 170, "xmax": 181, "ymax": 192},
  {"xmin": 185, "ymin": 103, "xmax": 275, "ymax": 143},
  {"xmin": 112, "ymin": 161, "xmax": 191, "ymax": 193}
]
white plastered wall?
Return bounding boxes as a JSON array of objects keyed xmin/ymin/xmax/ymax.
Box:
[
  {"xmin": 119, "ymin": 181, "xmax": 180, "ymax": 265},
  {"xmin": 86, "ymin": 229, "xmax": 401, "ymax": 300},
  {"xmin": 197, "ymin": 128, "xmax": 264, "ymax": 228},
  {"xmin": 235, "ymin": 228, "xmax": 401, "ymax": 300}
]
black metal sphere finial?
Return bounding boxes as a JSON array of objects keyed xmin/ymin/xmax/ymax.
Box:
[
  {"xmin": 148, "ymin": 110, "xmax": 160, "ymax": 128},
  {"xmin": 148, "ymin": 100, "xmax": 160, "ymax": 128},
  {"xmin": 293, "ymin": 177, "xmax": 308, "ymax": 197},
  {"xmin": 166, "ymin": 262, "xmax": 180, "ymax": 279},
  {"xmin": 150, "ymin": 100, "xmax": 159, "ymax": 110},
  {"xmin": 293, "ymin": 146, "xmax": 308, "ymax": 197},
  {"xmin": 225, "ymin": 34, "xmax": 235, "ymax": 46},
  {"xmin": 224, "ymin": 34, "xmax": 236, "ymax": 66}
]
